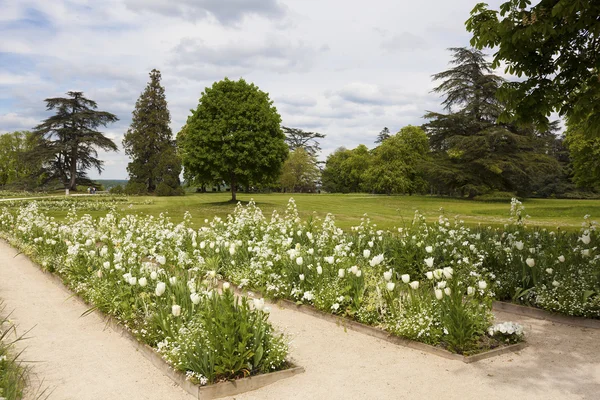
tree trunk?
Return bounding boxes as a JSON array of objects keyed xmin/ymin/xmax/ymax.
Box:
[
  {"xmin": 69, "ymin": 146, "xmax": 78, "ymax": 191},
  {"xmin": 231, "ymin": 174, "xmax": 237, "ymax": 202}
]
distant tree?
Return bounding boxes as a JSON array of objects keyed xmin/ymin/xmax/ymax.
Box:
[
  {"xmin": 0, "ymin": 131, "xmax": 42, "ymax": 188},
  {"xmin": 565, "ymin": 123, "xmax": 600, "ymax": 191},
  {"xmin": 364, "ymin": 126, "xmax": 429, "ymax": 195},
  {"xmin": 467, "ymin": 0, "xmax": 600, "ymax": 135},
  {"xmin": 123, "ymin": 69, "xmax": 182, "ymax": 195},
  {"xmin": 423, "ymin": 48, "xmax": 559, "ymax": 197},
  {"xmin": 30, "ymin": 91, "xmax": 118, "ymax": 191},
  {"xmin": 178, "ymin": 78, "xmax": 288, "ymax": 201},
  {"xmin": 280, "ymin": 148, "xmax": 321, "ymax": 192},
  {"xmin": 375, "ymin": 127, "xmax": 391, "ymax": 144},
  {"xmin": 282, "ymin": 126, "xmax": 325, "ymax": 157},
  {"xmin": 322, "ymin": 145, "xmax": 371, "ymax": 193}
]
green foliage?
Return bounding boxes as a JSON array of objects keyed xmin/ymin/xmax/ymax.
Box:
[
  {"xmin": 565, "ymin": 123, "xmax": 600, "ymax": 191},
  {"xmin": 178, "ymin": 78, "xmax": 288, "ymax": 201},
  {"xmin": 423, "ymin": 48, "xmax": 561, "ymax": 197},
  {"xmin": 322, "ymin": 145, "xmax": 371, "ymax": 193},
  {"xmin": 0, "ymin": 131, "xmax": 43, "ymax": 190},
  {"xmin": 282, "ymin": 127, "xmax": 325, "ymax": 157},
  {"xmin": 155, "ymin": 181, "xmax": 185, "ymax": 197},
  {"xmin": 123, "ymin": 69, "xmax": 182, "ymax": 194},
  {"xmin": 280, "ymin": 148, "xmax": 320, "ymax": 192},
  {"xmin": 364, "ymin": 126, "xmax": 429, "ymax": 195},
  {"xmin": 30, "ymin": 91, "xmax": 118, "ymax": 191},
  {"xmin": 467, "ymin": 0, "xmax": 600, "ymax": 135},
  {"xmin": 375, "ymin": 127, "xmax": 391, "ymax": 144},
  {"xmin": 109, "ymin": 185, "xmax": 124, "ymax": 195},
  {"xmin": 124, "ymin": 181, "xmax": 148, "ymax": 195}
]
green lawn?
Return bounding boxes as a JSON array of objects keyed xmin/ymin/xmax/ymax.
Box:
[{"xmin": 30, "ymin": 193, "xmax": 600, "ymax": 231}]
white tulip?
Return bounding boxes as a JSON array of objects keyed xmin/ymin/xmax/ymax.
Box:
[
  {"xmin": 356, "ymin": 270, "xmax": 362, "ymax": 277},
  {"xmin": 424, "ymin": 257, "xmax": 434, "ymax": 268},
  {"xmin": 435, "ymin": 289, "xmax": 443, "ymax": 300},
  {"xmin": 558, "ymin": 255, "xmax": 565, "ymax": 262},
  {"xmin": 426, "ymin": 271, "xmax": 433, "ymax": 280},
  {"xmin": 190, "ymin": 293, "xmax": 201, "ymax": 305},
  {"xmin": 155, "ymin": 282, "xmax": 166, "ymax": 296},
  {"xmin": 467, "ymin": 286, "xmax": 474, "ymax": 296},
  {"xmin": 96, "ymin": 270, "xmax": 103, "ymax": 278},
  {"xmin": 363, "ymin": 249, "xmax": 371, "ymax": 258},
  {"xmin": 581, "ymin": 234, "xmax": 591, "ymax": 245},
  {"xmin": 437, "ymin": 281, "xmax": 447, "ymax": 289},
  {"xmin": 139, "ymin": 277, "xmax": 147, "ymax": 287},
  {"xmin": 316, "ymin": 266, "xmax": 323, "ymax": 275},
  {"xmin": 444, "ymin": 287, "xmax": 451, "ymax": 296},
  {"xmin": 150, "ymin": 271, "xmax": 158, "ymax": 280},
  {"xmin": 401, "ymin": 274, "xmax": 410, "ymax": 283},
  {"xmin": 582, "ymin": 249, "xmax": 590, "ymax": 257},
  {"xmin": 299, "ymin": 274, "xmax": 305, "ymax": 281},
  {"xmin": 350, "ymin": 265, "xmax": 359, "ymax": 275},
  {"xmin": 103, "ymin": 261, "xmax": 110, "ymax": 269},
  {"xmin": 222, "ymin": 282, "xmax": 230, "ymax": 290},
  {"xmin": 478, "ymin": 281, "xmax": 487, "ymax": 290},
  {"xmin": 552, "ymin": 280, "xmax": 560, "ymax": 287},
  {"xmin": 208, "ymin": 270, "xmax": 216, "ymax": 278},
  {"xmin": 515, "ymin": 241, "xmax": 524, "ymax": 250},
  {"xmin": 545, "ymin": 268, "xmax": 553, "ymax": 274},
  {"xmin": 157, "ymin": 255, "xmax": 166, "ymax": 265},
  {"xmin": 443, "ymin": 267, "xmax": 453, "ymax": 279},
  {"xmin": 409, "ymin": 281, "xmax": 419, "ymax": 290},
  {"xmin": 338, "ymin": 268, "xmax": 345, "ymax": 278},
  {"xmin": 425, "ymin": 246, "xmax": 433, "ymax": 253},
  {"xmin": 526, "ymin": 258, "xmax": 535, "ymax": 268},
  {"xmin": 386, "ymin": 282, "xmax": 395, "ymax": 291},
  {"xmin": 128, "ymin": 276, "xmax": 137, "ymax": 286},
  {"xmin": 171, "ymin": 304, "xmax": 181, "ymax": 317},
  {"xmin": 296, "ymin": 256, "xmax": 303, "ymax": 266},
  {"xmin": 253, "ymin": 298, "xmax": 265, "ymax": 311},
  {"xmin": 325, "ymin": 256, "xmax": 335, "ymax": 265},
  {"xmin": 169, "ymin": 276, "xmax": 177, "ymax": 285},
  {"xmin": 383, "ymin": 270, "xmax": 393, "ymax": 281}
]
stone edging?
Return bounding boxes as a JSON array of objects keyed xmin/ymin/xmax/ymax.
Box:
[
  {"xmin": 223, "ymin": 282, "xmax": 527, "ymax": 364},
  {"xmin": 492, "ymin": 301, "xmax": 600, "ymax": 329},
  {"xmin": 5, "ymin": 241, "xmax": 304, "ymax": 400}
]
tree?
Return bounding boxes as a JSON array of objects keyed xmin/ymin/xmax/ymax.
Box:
[
  {"xmin": 177, "ymin": 78, "xmax": 288, "ymax": 201},
  {"xmin": 0, "ymin": 131, "xmax": 42, "ymax": 189},
  {"xmin": 467, "ymin": 1, "xmax": 600, "ymax": 134},
  {"xmin": 123, "ymin": 69, "xmax": 182, "ymax": 195},
  {"xmin": 322, "ymin": 145, "xmax": 371, "ymax": 193},
  {"xmin": 364, "ymin": 126, "xmax": 429, "ymax": 195},
  {"xmin": 375, "ymin": 127, "xmax": 391, "ymax": 144},
  {"xmin": 565, "ymin": 123, "xmax": 600, "ymax": 191},
  {"xmin": 423, "ymin": 48, "xmax": 559, "ymax": 197},
  {"xmin": 280, "ymin": 148, "xmax": 321, "ymax": 192},
  {"xmin": 282, "ymin": 126, "xmax": 325, "ymax": 157}
]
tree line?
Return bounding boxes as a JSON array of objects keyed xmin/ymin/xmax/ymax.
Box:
[{"xmin": 2, "ymin": 0, "xmax": 600, "ymax": 198}]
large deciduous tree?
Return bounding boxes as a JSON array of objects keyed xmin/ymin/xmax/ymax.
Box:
[
  {"xmin": 423, "ymin": 47, "xmax": 559, "ymax": 197},
  {"xmin": 322, "ymin": 145, "xmax": 371, "ymax": 193},
  {"xmin": 565, "ymin": 123, "xmax": 600, "ymax": 191},
  {"xmin": 280, "ymin": 147, "xmax": 321, "ymax": 192},
  {"xmin": 31, "ymin": 91, "xmax": 118, "ymax": 191},
  {"xmin": 0, "ymin": 131, "xmax": 42, "ymax": 189},
  {"xmin": 466, "ymin": 0, "xmax": 600, "ymax": 135},
  {"xmin": 123, "ymin": 69, "xmax": 182, "ymax": 195},
  {"xmin": 178, "ymin": 78, "xmax": 288, "ymax": 201}
]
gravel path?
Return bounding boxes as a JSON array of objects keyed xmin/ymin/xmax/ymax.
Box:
[
  {"xmin": 0, "ymin": 240, "xmax": 193, "ymax": 400},
  {"xmin": 1, "ymin": 238, "xmax": 599, "ymax": 399}
]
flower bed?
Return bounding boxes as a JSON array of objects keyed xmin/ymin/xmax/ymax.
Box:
[{"xmin": 0, "ymin": 203, "xmax": 291, "ymax": 388}]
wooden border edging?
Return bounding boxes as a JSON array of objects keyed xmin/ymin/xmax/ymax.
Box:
[
  {"xmin": 224, "ymin": 282, "xmax": 526, "ymax": 363},
  {"xmin": 3, "ymin": 240, "xmax": 304, "ymax": 400},
  {"xmin": 493, "ymin": 301, "xmax": 600, "ymax": 329}
]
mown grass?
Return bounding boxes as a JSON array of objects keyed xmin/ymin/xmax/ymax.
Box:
[{"xmin": 14, "ymin": 192, "xmax": 599, "ymax": 231}]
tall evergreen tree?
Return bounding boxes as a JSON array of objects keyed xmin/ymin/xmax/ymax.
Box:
[
  {"xmin": 31, "ymin": 91, "xmax": 118, "ymax": 191},
  {"xmin": 423, "ymin": 48, "xmax": 559, "ymax": 197},
  {"xmin": 282, "ymin": 126, "xmax": 325, "ymax": 157},
  {"xmin": 123, "ymin": 69, "xmax": 182, "ymax": 195},
  {"xmin": 375, "ymin": 127, "xmax": 391, "ymax": 144}
]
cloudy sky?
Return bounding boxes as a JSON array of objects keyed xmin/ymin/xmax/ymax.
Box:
[{"xmin": 0, "ymin": 0, "xmax": 505, "ymax": 179}]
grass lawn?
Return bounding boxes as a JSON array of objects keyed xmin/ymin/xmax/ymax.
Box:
[{"xmin": 24, "ymin": 192, "xmax": 600, "ymax": 231}]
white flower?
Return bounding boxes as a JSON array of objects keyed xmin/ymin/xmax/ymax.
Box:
[
  {"xmin": 150, "ymin": 271, "xmax": 158, "ymax": 280},
  {"xmin": 157, "ymin": 255, "xmax": 166, "ymax": 265},
  {"xmin": 368, "ymin": 241, "xmax": 374, "ymax": 248},
  {"xmin": 229, "ymin": 246, "xmax": 236, "ymax": 256},
  {"xmin": 155, "ymin": 282, "xmax": 166, "ymax": 296},
  {"xmin": 103, "ymin": 261, "xmax": 110, "ymax": 269},
  {"xmin": 356, "ymin": 270, "xmax": 362, "ymax": 277},
  {"xmin": 437, "ymin": 280, "xmax": 447, "ymax": 289},
  {"xmin": 581, "ymin": 234, "xmax": 591, "ymax": 245},
  {"xmin": 139, "ymin": 277, "xmax": 147, "ymax": 287},
  {"xmin": 332, "ymin": 303, "xmax": 340, "ymax": 311},
  {"xmin": 369, "ymin": 254, "xmax": 385, "ymax": 267},
  {"xmin": 363, "ymin": 249, "xmax": 371, "ymax": 258},
  {"xmin": 386, "ymin": 282, "xmax": 396, "ymax": 291},
  {"xmin": 128, "ymin": 276, "xmax": 137, "ymax": 286},
  {"xmin": 338, "ymin": 268, "xmax": 345, "ymax": 278},
  {"xmin": 171, "ymin": 304, "xmax": 181, "ymax": 317},
  {"xmin": 190, "ymin": 293, "xmax": 201, "ymax": 305},
  {"xmin": 409, "ymin": 281, "xmax": 419, "ymax": 290},
  {"xmin": 558, "ymin": 255, "xmax": 565, "ymax": 262},
  {"xmin": 401, "ymin": 274, "xmax": 410, "ymax": 283},
  {"xmin": 545, "ymin": 268, "xmax": 553, "ymax": 274},
  {"xmin": 425, "ymin": 246, "xmax": 433, "ymax": 253},
  {"xmin": 325, "ymin": 256, "xmax": 335, "ymax": 265},
  {"xmin": 308, "ymin": 248, "xmax": 314, "ymax": 255},
  {"xmin": 169, "ymin": 276, "xmax": 177, "ymax": 285},
  {"xmin": 316, "ymin": 266, "xmax": 323, "ymax": 275},
  {"xmin": 442, "ymin": 267, "xmax": 453, "ymax": 279},
  {"xmin": 303, "ymin": 291, "xmax": 314, "ymax": 301},
  {"xmin": 435, "ymin": 289, "xmax": 443, "ymax": 300},
  {"xmin": 299, "ymin": 274, "xmax": 305, "ymax": 281},
  {"xmin": 444, "ymin": 287, "xmax": 451, "ymax": 296},
  {"xmin": 222, "ymin": 282, "xmax": 230, "ymax": 290},
  {"xmin": 552, "ymin": 280, "xmax": 560, "ymax": 287},
  {"xmin": 526, "ymin": 258, "xmax": 535, "ymax": 268},
  {"xmin": 96, "ymin": 270, "xmax": 103, "ymax": 278},
  {"xmin": 350, "ymin": 265, "xmax": 359, "ymax": 275},
  {"xmin": 515, "ymin": 241, "xmax": 524, "ymax": 250},
  {"xmin": 208, "ymin": 270, "xmax": 216, "ymax": 278},
  {"xmin": 253, "ymin": 298, "xmax": 265, "ymax": 310},
  {"xmin": 296, "ymin": 256, "xmax": 303, "ymax": 266},
  {"xmin": 383, "ymin": 270, "xmax": 393, "ymax": 281},
  {"xmin": 426, "ymin": 271, "xmax": 434, "ymax": 280},
  {"xmin": 478, "ymin": 281, "xmax": 487, "ymax": 290},
  {"xmin": 582, "ymin": 249, "xmax": 590, "ymax": 257},
  {"xmin": 424, "ymin": 257, "xmax": 434, "ymax": 268},
  {"xmin": 467, "ymin": 286, "xmax": 474, "ymax": 296}
]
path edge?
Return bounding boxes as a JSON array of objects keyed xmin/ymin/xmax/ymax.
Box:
[{"xmin": 492, "ymin": 301, "xmax": 600, "ymax": 329}]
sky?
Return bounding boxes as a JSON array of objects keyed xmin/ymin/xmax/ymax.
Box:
[{"xmin": 0, "ymin": 0, "xmax": 506, "ymax": 179}]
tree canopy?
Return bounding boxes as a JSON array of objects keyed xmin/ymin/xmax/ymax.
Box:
[
  {"xmin": 30, "ymin": 91, "xmax": 118, "ymax": 190},
  {"xmin": 177, "ymin": 78, "xmax": 288, "ymax": 201},
  {"xmin": 375, "ymin": 127, "xmax": 391, "ymax": 144},
  {"xmin": 467, "ymin": 0, "xmax": 600, "ymax": 134},
  {"xmin": 280, "ymin": 147, "xmax": 320, "ymax": 192},
  {"xmin": 282, "ymin": 126, "xmax": 325, "ymax": 157},
  {"xmin": 565, "ymin": 123, "xmax": 600, "ymax": 191},
  {"xmin": 0, "ymin": 131, "xmax": 42, "ymax": 189},
  {"xmin": 123, "ymin": 69, "xmax": 182, "ymax": 195}
]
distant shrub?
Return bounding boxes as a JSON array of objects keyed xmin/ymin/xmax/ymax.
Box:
[
  {"xmin": 109, "ymin": 185, "xmax": 124, "ymax": 195},
  {"xmin": 124, "ymin": 182, "xmax": 148, "ymax": 195},
  {"xmin": 155, "ymin": 182, "xmax": 184, "ymax": 196},
  {"xmin": 473, "ymin": 191, "xmax": 518, "ymax": 202}
]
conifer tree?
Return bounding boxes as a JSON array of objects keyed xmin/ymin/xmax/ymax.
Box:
[{"xmin": 123, "ymin": 69, "xmax": 182, "ymax": 195}]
